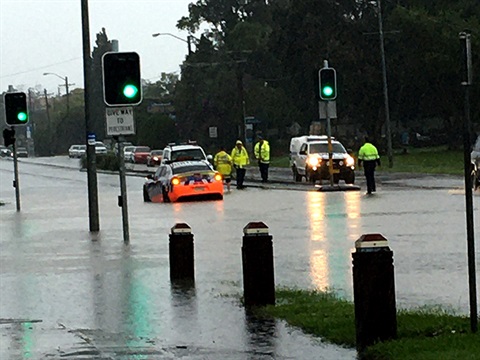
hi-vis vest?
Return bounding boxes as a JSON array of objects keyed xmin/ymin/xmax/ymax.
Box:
[
  {"xmin": 358, "ymin": 143, "xmax": 379, "ymax": 161},
  {"xmin": 254, "ymin": 141, "xmax": 270, "ymax": 164},
  {"xmin": 231, "ymin": 146, "xmax": 250, "ymax": 168},
  {"xmin": 214, "ymin": 151, "xmax": 232, "ymax": 176}
]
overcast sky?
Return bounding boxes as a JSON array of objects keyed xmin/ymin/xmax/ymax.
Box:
[{"xmin": 1, "ymin": 0, "xmax": 198, "ymax": 96}]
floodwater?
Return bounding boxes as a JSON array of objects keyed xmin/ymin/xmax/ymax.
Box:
[{"xmin": 0, "ymin": 157, "xmax": 478, "ymax": 359}]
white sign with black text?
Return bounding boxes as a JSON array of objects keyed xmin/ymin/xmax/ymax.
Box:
[{"xmin": 106, "ymin": 107, "xmax": 135, "ymax": 136}]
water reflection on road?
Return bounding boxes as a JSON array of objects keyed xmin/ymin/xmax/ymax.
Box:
[{"xmin": 307, "ymin": 191, "xmax": 361, "ymax": 297}]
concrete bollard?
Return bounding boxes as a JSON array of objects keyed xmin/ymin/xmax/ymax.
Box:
[
  {"xmin": 242, "ymin": 222, "xmax": 275, "ymax": 307},
  {"xmin": 352, "ymin": 233, "xmax": 397, "ymax": 352},
  {"xmin": 169, "ymin": 223, "xmax": 194, "ymax": 282}
]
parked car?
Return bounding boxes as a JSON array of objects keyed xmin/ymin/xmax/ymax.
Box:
[
  {"xmin": 0, "ymin": 145, "xmax": 12, "ymax": 157},
  {"xmin": 290, "ymin": 135, "xmax": 355, "ymax": 184},
  {"xmin": 95, "ymin": 142, "xmax": 108, "ymax": 155},
  {"xmin": 143, "ymin": 160, "xmax": 223, "ymax": 203},
  {"xmin": 132, "ymin": 146, "xmax": 151, "ymax": 164},
  {"xmin": 147, "ymin": 150, "xmax": 164, "ymax": 167},
  {"xmin": 114, "ymin": 142, "xmax": 133, "ymax": 155},
  {"xmin": 123, "ymin": 146, "xmax": 135, "ymax": 162},
  {"xmin": 15, "ymin": 147, "xmax": 28, "ymax": 158},
  {"xmin": 68, "ymin": 144, "xmax": 86, "ymax": 158}
]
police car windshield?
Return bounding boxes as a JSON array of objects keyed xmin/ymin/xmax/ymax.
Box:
[
  {"xmin": 310, "ymin": 143, "xmax": 346, "ymax": 154},
  {"xmin": 172, "ymin": 162, "xmax": 210, "ymax": 175},
  {"xmin": 171, "ymin": 149, "xmax": 205, "ymax": 161}
]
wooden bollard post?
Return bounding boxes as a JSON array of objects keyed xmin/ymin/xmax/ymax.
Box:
[
  {"xmin": 169, "ymin": 223, "xmax": 194, "ymax": 282},
  {"xmin": 352, "ymin": 233, "xmax": 397, "ymax": 352},
  {"xmin": 242, "ymin": 222, "xmax": 275, "ymax": 307}
]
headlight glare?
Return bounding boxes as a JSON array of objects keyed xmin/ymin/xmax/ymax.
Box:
[
  {"xmin": 307, "ymin": 156, "xmax": 320, "ymax": 167},
  {"xmin": 346, "ymin": 155, "xmax": 355, "ymax": 167}
]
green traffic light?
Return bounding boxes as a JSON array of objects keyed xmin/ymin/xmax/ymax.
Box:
[
  {"xmin": 17, "ymin": 112, "xmax": 28, "ymax": 122},
  {"xmin": 123, "ymin": 84, "xmax": 139, "ymax": 99},
  {"xmin": 322, "ymin": 86, "xmax": 333, "ymax": 97}
]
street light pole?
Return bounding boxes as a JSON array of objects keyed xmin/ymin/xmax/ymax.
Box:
[
  {"xmin": 152, "ymin": 32, "xmax": 193, "ymax": 55},
  {"xmin": 43, "ymin": 72, "xmax": 73, "ymax": 116}
]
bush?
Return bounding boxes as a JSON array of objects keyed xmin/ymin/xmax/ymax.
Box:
[{"xmin": 80, "ymin": 152, "xmax": 120, "ymax": 171}]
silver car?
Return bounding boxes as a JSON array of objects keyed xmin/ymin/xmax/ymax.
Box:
[
  {"xmin": 0, "ymin": 145, "xmax": 12, "ymax": 157},
  {"xmin": 95, "ymin": 142, "xmax": 108, "ymax": 155},
  {"xmin": 123, "ymin": 146, "xmax": 136, "ymax": 162},
  {"xmin": 68, "ymin": 144, "xmax": 86, "ymax": 158}
]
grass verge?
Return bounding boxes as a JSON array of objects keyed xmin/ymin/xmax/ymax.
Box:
[
  {"xmin": 271, "ymin": 146, "xmax": 465, "ymax": 175},
  {"xmin": 257, "ymin": 288, "xmax": 480, "ymax": 360}
]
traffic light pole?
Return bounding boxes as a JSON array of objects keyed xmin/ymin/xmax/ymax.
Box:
[
  {"xmin": 116, "ymin": 137, "xmax": 130, "ymax": 243},
  {"xmin": 81, "ymin": 0, "xmax": 100, "ymax": 232},
  {"xmin": 326, "ymin": 101, "xmax": 334, "ymax": 187},
  {"xmin": 12, "ymin": 129, "xmax": 21, "ymax": 211}
]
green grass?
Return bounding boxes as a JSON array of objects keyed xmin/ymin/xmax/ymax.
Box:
[
  {"xmin": 257, "ymin": 288, "xmax": 480, "ymax": 360},
  {"xmin": 271, "ymin": 146, "xmax": 465, "ymax": 175},
  {"xmin": 378, "ymin": 146, "xmax": 464, "ymax": 175}
]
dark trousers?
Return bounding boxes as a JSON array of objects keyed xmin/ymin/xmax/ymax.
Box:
[
  {"xmin": 259, "ymin": 162, "xmax": 269, "ymax": 182},
  {"xmin": 363, "ymin": 161, "xmax": 377, "ymax": 193},
  {"xmin": 236, "ymin": 167, "xmax": 246, "ymax": 188}
]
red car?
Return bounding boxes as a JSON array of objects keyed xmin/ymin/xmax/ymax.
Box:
[
  {"xmin": 147, "ymin": 150, "xmax": 164, "ymax": 167},
  {"xmin": 132, "ymin": 146, "xmax": 151, "ymax": 164}
]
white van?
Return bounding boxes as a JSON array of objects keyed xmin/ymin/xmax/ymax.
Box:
[{"xmin": 289, "ymin": 135, "xmax": 355, "ymax": 184}]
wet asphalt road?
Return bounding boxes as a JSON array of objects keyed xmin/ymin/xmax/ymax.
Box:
[{"xmin": 0, "ymin": 156, "xmax": 478, "ymax": 359}]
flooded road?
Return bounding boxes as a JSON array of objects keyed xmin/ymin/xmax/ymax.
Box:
[{"xmin": 0, "ymin": 157, "xmax": 478, "ymax": 359}]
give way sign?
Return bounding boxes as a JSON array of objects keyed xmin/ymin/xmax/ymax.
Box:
[{"xmin": 105, "ymin": 107, "xmax": 135, "ymax": 136}]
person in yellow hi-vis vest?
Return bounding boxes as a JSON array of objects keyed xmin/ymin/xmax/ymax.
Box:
[
  {"xmin": 214, "ymin": 146, "xmax": 233, "ymax": 192},
  {"xmin": 254, "ymin": 135, "xmax": 270, "ymax": 183},
  {"xmin": 231, "ymin": 140, "xmax": 250, "ymax": 189},
  {"xmin": 358, "ymin": 136, "xmax": 381, "ymax": 194}
]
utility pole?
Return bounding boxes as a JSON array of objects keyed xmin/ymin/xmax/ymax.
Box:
[
  {"xmin": 63, "ymin": 76, "xmax": 71, "ymax": 116},
  {"xmin": 81, "ymin": 0, "xmax": 100, "ymax": 232},
  {"xmin": 43, "ymin": 89, "xmax": 53, "ymax": 156},
  {"xmin": 377, "ymin": 0, "xmax": 393, "ymax": 168}
]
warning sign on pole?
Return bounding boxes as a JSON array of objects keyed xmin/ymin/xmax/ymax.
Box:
[{"xmin": 106, "ymin": 107, "xmax": 135, "ymax": 136}]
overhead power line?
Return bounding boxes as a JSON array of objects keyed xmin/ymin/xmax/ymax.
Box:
[{"xmin": 0, "ymin": 57, "xmax": 82, "ymax": 79}]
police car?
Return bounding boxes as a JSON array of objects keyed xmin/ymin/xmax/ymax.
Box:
[{"xmin": 143, "ymin": 160, "xmax": 223, "ymax": 203}]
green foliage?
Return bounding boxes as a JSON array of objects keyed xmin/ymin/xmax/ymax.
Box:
[
  {"xmin": 80, "ymin": 153, "xmax": 120, "ymax": 171},
  {"xmin": 174, "ymin": 0, "xmax": 480, "ymax": 148},
  {"xmin": 24, "ymin": 2, "xmax": 480, "ymax": 156}
]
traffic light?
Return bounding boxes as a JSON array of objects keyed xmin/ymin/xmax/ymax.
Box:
[
  {"xmin": 3, "ymin": 128, "xmax": 15, "ymax": 147},
  {"xmin": 102, "ymin": 52, "xmax": 142, "ymax": 106},
  {"xmin": 319, "ymin": 68, "xmax": 337, "ymax": 100},
  {"xmin": 4, "ymin": 92, "xmax": 29, "ymax": 125}
]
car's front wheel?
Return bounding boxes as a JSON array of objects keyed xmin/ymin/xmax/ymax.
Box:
[
  {"xmin": 143, "ymin": 186, "xmax": 150, "ymax": 202},
  {"xmin": 162, "ymin": 186, "xmax": 171, "ymax": 203},
  {"xmin": 292, "ymin": 166, "xmax": 302, "ymax": 182},
  {"xmin": 306, "ymin": 169, "xmax": 316, "ymax": 184},
  {"xmin": 344, "ymin": 171, "xmax": 355, "ymax": 185}
]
